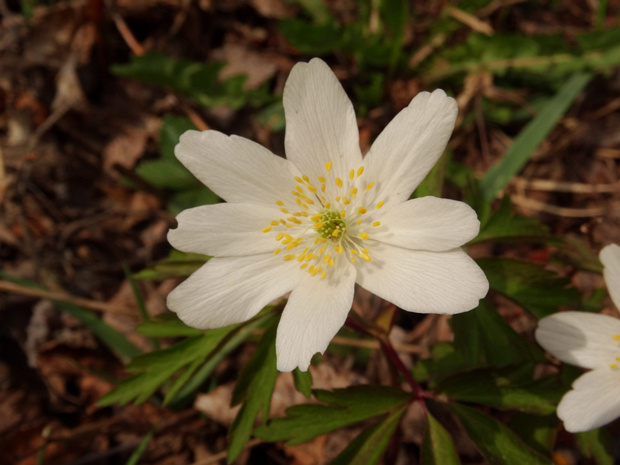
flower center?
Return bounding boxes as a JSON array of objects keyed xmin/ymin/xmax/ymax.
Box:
[{"xmin": 262, "ymin": 160, "xmax": 385, "ymax": 280}]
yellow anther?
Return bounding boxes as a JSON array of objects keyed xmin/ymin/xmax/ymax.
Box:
[
  {"xmin": 311, "ymin": 214, "xmax": 321, "ymax": 221},
  {"xmin": 295, "ymin": 176, "xmax": 303, "ymax": 183},
  {"xmin": 361, "ymin": 253, "xmax": 372, "ymax": 262},
  {"xmin": 276, "ymin": 200, "xmax": 285, "ymax": 206},
  {"xmin": 297, "ymin": 254, "xmax": 306, "ymax": 262},
  {"xmin": 366, "ymin": 182, "xmax": 375, "ymax": 192},
  {"xmin": 372, "ymin": 221, "xmax": 381, "ymax": 227},
  {"xmin": 307, "ymin": 184, "xmax": 317, "ymax": 193},
  {"xmin": 334, "ymin": 245, "xmax": 343, "ymax": 255},
  {"xmin": 280, "ymin": 208, "xmax": 289, "ymax": 214},
  {"xmin": 273, "ymin": 249, "xmax": 282, "ymax": 255},
  {"xmin": 321, "ymin": 270, "xmax": 327, "ymax": 280},
  {"xmin": 319, "ymin": 245, "xmax": 326, "ymax": 254},
  {"xmin": 318, "ymin": 238, "xmax": 328, "ymax": 243},
  {"xmin": 350, "ymin": 187, "xmax": 358, "ymax": 197},
  {"xmin": 321, "ymin": 184, "xmax": 326, "ymax": 192},
  {"xmin": 270, "ymin": 220, "xmax": 280, "ymax": 226},
  {"xmin": 335, "ymin": 196, "xmax": 341, "ymax": 202},
  {"xmin": 325, "ymin": 202, "xmax": 331, "ymax": 209},
  {"xmin": 351, "ymin": 257, "xmax": 357, "ymax": 263},
  {"xmin": 305, "ymin": 254, "xmax": 314, "ymax": 262},
  {"xmin": 359, "ymin": 232, "xmax": 369, "ymax": 240},
  {"xmin": 302, "ymin": 174, "xmax": 310, "ymax": 182},
  {"xmin": 332, "ymin": 229, "xmax": 341, "ymax": 237},
  {"xmin": 325, "ymin": 161, "xmax": 332, "ymax": 172},
  {"xmin": 335, "ymin": 177, "xmax": 343, "ymax": 188},
  {"xmin": 349, "ymin": 169, "xmax": 354, "ymax": 180},
  {"xmin": 376, "ymin": 200, "xmax": 385, "ymax": 209},
  {"xmin": 611, "ymin": 363, "xmax": 618, "ymax": 369},
  {"xmin": 300, "ymin": 263, "xmax": 308, "ymax": 270},
  {"xmin": 322, "ymin": 255, "xmax": 330, "ymax": 264},
  {"xmin": 343, "ymin": 197, "xmax": 350, "ymax": 205},
  {"xmin": 295, "ymin": 185, "xmax": 303, "ymax": 193},
  {"xmin": 328, "ymin": 257, "xmax": 335, "ymax": 267},
  {"xmin": 286, "ymin": 243, "xmax": 296, "ymax": 251},
  {"xmin": 351, "ymin": 249, "xmax": 358, "ymax": 255},
  {"xmin": 313, "ymin": 238, "xmax": 320, "ymax": 244},
  {"xmin": 356, "ymin": 219, "xmax": 362, "ymax": 225},
  {"xmin": 314, "ymin": 221, "xmax": 324, "ymax": 229},
  {"xmin": 282, "ymin": 237, "xmax": 293, "ymax": 245},
  {"xmin": 262, "ymin": 226, "xmax": 273, "ymax": 233},
  {"xmin": 341, "ymin": 209, "xmax": 346, "ymax": 218},
  {"xmin": 357, "ymin": 207, "xmax": 367, "ymax": 214},
  {"xmin": 614, "ymin": 335, "xmax": 620, "ymax": 341},
  {"xmin": 276, "ymin": 233, "xmax": 285, "ymax": 241},
  {"xmin": 283, "ymin": 254, "xmax": 296, "ymax": 261},
  {"xmin": 318, "ymin": 176, "xmax": 325, "ymax": 182},
  {"xmin": 357, "ymin": 166, "xmax": 364, "ymax": 177}
]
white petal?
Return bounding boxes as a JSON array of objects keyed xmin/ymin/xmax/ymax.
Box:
[
  {"xmin": 356, "ymin": 243, "xmax": 488, "ymax": 314},
  {"xmin": 372, "ymin": 197, "xmax": 480, "ymax": 252},
  {"xmin": 175, "ymin": 130, "xmax": 299, "ymax": 205},
  {"xmin": 276, "ymin": 262, "xmax": 357, "ymax": 372},
  {"xmin": 363, "ymin": 90, "xmax": 458, "ymax": 205},
  {"xmin": 557, "ymin": 368, "xmax": 620, "ymax": 432},
  {"xmin": 167, "ymin": 254, "xmax": 301, "ymax": 329},
  {"xmin": 600, "ymin": 243, "xmax": 620, "ymax": 311},
  {"xmin": 283, "ymin": 58, "xmax": 362, "ymax": 180},
  {"xmin": 168, "ymin": 203, "xmax": 282, "ymax": 256},
  {"xmin": 535, "ymin": 311, "xmax": 620, "ymax": 369}
]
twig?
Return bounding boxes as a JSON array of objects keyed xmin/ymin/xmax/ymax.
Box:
[
  {"xmin": 379, "ymin": 336, "xmax": 425, "ymax": 399},
  {"xmin": 190, "ymin": 438, "xmax": 263, "ymax": 465},
  {"xmin": 513, "ymin": 177, "xmax": 620, "ymax": 194},
  {"xmin": 445, "ymin": 6, "xmax": 494, "ymax": 35},
  {"xmin": 111, "ymin": 12, "xmax": 145, "ymax": 56},
  {"xmin": 0, "ymin": 280, "xmax": 137, "ymax": 316},
  {"xmin": 511, "ymin": 195, "xmax": 607, "ymax": 217}
]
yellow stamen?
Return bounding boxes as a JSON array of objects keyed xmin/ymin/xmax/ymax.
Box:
[
  {"xmin": 343, "ymin": 197, "xmax": 350, "ymax": 205},
  {"xmin": 318, "ymin": 176, "xmax": 325, "ymax": 183},
  {"xmin": 280, "ymin": 208, "xmax": 289, "ymax": 214},
  {"xmin": 365, "ymin": 182, "xmax": 374, "ymax": 192},
  {"xmin": 359, "ymin": 232, "xmax": 369, "ymax": 240},
  {"xmin": 332, "ymin": 229, "xmax": 341, "ymax": 237},
  {"xmin": 357, "ymin": 166, "xmax": 364, "ymax": 177},
  {"xmin": 614, "ymin": 335, "xmax": 620, "ymax": 341},
  {"xmin": 295, "ymin": 176, "xmax": 303, "ymax": 183},
  {"xmin": 273, "ymin": 249, "xmax": 282, "ymax": 255},
  {"xmin": 334, "ymin": 245, "xmax": 343, "ymax": 255},
  {"xmin": 300, "ymin": 263, "xmax": 308, "ymax": 269},
  {"xmin": 307, "ymin": 184, "xmax": 317, "ymax": 193},
  {"xmin": 350, "ymin": 187, "xmax": 358, "ymax": 197},
  {"xmin": 372, "ymin": 221, "xmax": 381, "ymax": 227},
  {"xmin": 358, "ymin": 207, "xmax": 367, "ymax": 214},
  {"xmin": 276, "ymin": 233, "xmax": 285, "ymax": 241},
  {"xmin": 325, "ymin": 161, "xmax": 332, "ymax": 172},
  {"xmin": 349, "ymin": 169, "xmax": 354, "ymax": 180},
  {"xmin": 276, "ymin": 200, "xmax": 285, "ymax": 206},
  {"xmin": 270, "ymin": 220, "xmax": 280, "ymax": 226},
  {"xmin": 320, "ymin": 270, "xmax": 327, "ymax": 280},
  {"xmin": 361, "ymin": 253, "xmax": 372, "ymax": 262},
  {"xmin": 376, "ymin": 200, "xmax": 385, "ymax": 209},
  {"xmin": 262, "ymin": 226, "xmax": 272, "ymax": 233},
  {"xmin": 302, "ymin": 174, "xmax": 310, "ymax": 182},
  {"xmin": 356, "ymin": 219, "xmax": 362, "ymax": 225},
  {"xmin": 335, "ymin": 177, "xmax": 343, "ymax": 188},
  {"xmin": 283, "ymin": 254, "xmax": 296, "ymax": 261}
]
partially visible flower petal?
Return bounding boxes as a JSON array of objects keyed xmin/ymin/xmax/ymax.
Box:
[
  {"xmin": 283, "ymin": 58, "xmax": 362, "ymax": 180},
  {"xmin": 557, "ymin": 368, "xmax": 620, "ymax": 432},
  {"xmin": 167, "ymin": 254, "xmax": 301, "ymax": 329},
  {"xmin": 363, "ymin": 90, "xmax": 458, "ymax": 206},
  {"xmin": 276, "ymin": 261, "xmax": 357, "ymax": 372},
  {"xmin": 600, "ymin": 243, "xmax": 620, "ymax": 311},
  {"xmin": 175, "ymin": 130, "xmax": 299, "ymax": 205},
  {"xmin": 535, "ymin": 311, "xmax": 620, "ymax": 370},
  {"xmin": 356, "ymin": 243, "xmax": 488, "ymax": 314},
  {"xmin": 168, "ymin": 203, "xmax": 282, "ymax": 256},
  {"xmin": 372, "ymin": 197, "xmax": 480, "ymax": 252}
]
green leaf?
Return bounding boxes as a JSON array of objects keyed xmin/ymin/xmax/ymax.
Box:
[
  {"xmin": 508, "ymin": 413, "xmax": 558, "ymax": 456},
  {"xmin": 159, "ymin": 115, "xmax": 196, "ymax": 161},
  {"xmin": 421, "ymin": 411, "xmax": 461, "ymax": 465},
  {"xmin": 293, "ymin": 368, "xmax": 313, "ymax": 398},
  {"xmin": 278, "ymin": 19, "xmax": 342, "ymax": 55},
  {"xmin": 412, "ymin": 342, "xmax": 468, "ymax": 384},
  {"xmin": 480, "ymin": 72, "xmax": 592, "ymax": 201},
  {"xmin": 447, "ymin": 403, "xmax": 553, "ymax": 465},
  {"xmin": 137, "ymin": 313, "xmax": 203, "ymax": 338},
  {"xmin": 133, "ymin": 251, "xmax": 208, "ymax": 281},
  {"xmin": 125, "ymin": 427, "xmax": 156, "ymax": 465},
  {"xmin": 576, "ymin": 428, "xmax": 615, "ymax": 465},
  {"xmin": 477, "ymin": 258, "xmax": 581, "ymax": 319},
  {"xmin": 472, "ymin": 196, "xmax": 554, "ymax": 244},
  {"xmin": 168, "ymin": 186, "xmax": 220, "ymax": 215},
  {"xmin": 98, "ymin": 326, "xmax": 234, "ymax": 406},
  {"xmin": 437, "ymin": 371, "xmax": 562, "ymax": 415},
  {"xmin": 255, "ymin": 386, "xmax": 412, "ymax": 445},
  {"xmin": 330, "ymin": 405, "xmax": 406, "ymax": 465},
  {"xmin": 413, "ymin": 151, "xmax": 449, "ymax": 198},
  {"xmin": 451, "ymin": 300, "xmax": 544, "ymax": 368},
  {"xmin": 228, "ymin": 318, "xmax": 279, "ymax": 462}
]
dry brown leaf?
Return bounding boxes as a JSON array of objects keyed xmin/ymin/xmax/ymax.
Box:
[{"xmin": 211, "ymin": 44, "xmax": 278, "ymax": 90}]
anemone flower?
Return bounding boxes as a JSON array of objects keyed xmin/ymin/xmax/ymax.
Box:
[
  {"xmin": 536, "ymin": 243, "xmax": 620, "ymax": 432},
  {"xmin": 167, "ymin": 58, "xmax": 489, "ymax": 371}
]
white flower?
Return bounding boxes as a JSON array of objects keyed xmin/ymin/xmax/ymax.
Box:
[
  {"xmin": 166, "ymin": 58, "xmax": 489, "ymax": 372},
  {"xmin": 535, "ymin": 243, "xmax": 620, "ymax": 432}
]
